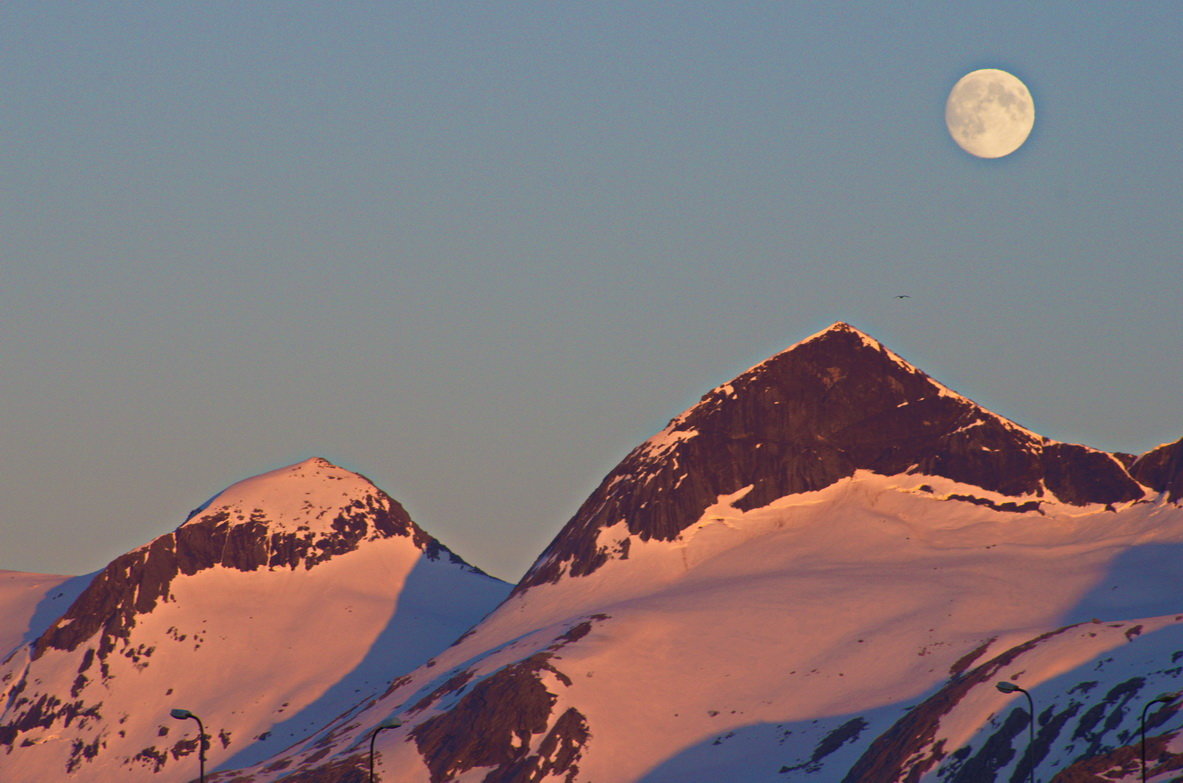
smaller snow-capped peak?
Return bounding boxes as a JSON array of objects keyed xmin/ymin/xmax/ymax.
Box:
[
  {"xmin": 1, "ymin": 458, "xmax": 510, "ymax": 782},
  {"xmin": 167, "ymin": 456, "xmax": 435, "ymax": 574},
  {"xmin": 28, "ymin": 459, "xmax": 455, "ymax": 659},
  {"xmin": 182, "ymin": 456, "xmax": 390, "ymax": 535}
]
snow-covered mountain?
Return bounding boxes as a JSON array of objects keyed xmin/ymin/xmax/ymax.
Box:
[
  {"xmin": 221, "ymin": 323, "xmax": 1183, "ymax": 782},
  {"xmin": 0, "ymin": 457, "xmax": 510, "ymax": 781}
]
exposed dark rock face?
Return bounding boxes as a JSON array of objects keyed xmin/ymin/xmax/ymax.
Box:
[
  {"xmin": 411, "ymin": 653, "xmax": 567, "ymax": 782},
  {"xmin": 251, "ymin": 616, "xmax": 604, "ymax": 783},
  {"xmin": 511, "ymin": 707, "xmax": 590, "ymax": 783},
  {"xmin": 30, "ymin": 463, "xmax": 456, "ymax": 660},
  {"xmin": 407, "ymin": 619, "xmax": 599, "ymax": 783},
  {"xmin": 843, "ymin": 628, "xmax": 1072, "ymax": 783},
  {"xmin": 518, "ymin": 323, "xmax": 1150, "ymax": 591},
  {"xmin": 846, "ymin": 626, "xmax": 1183, "ymax": 782},
  {"xmin": 948, "ymin": 637, "xmax": 997, "ymax": 678},
  {"xmin": 780, "ymin": 717, "xmax": 868, "ymax": 774},
  {"xmin": 219, "ymin": 756, "xmax": 367, "ymax": 783},
  {"xmin": 1131, "ymin": 437, "xmax": 1183, "ymax": 503},
  {"xmin": 1041, "ymin": 443, "xmax": 1143, "ymax": 506},
  {"xmin": 942, "ymin": 707, "xmax": 1030, "ymax": 783},
  {"xmin": 945, "ymin": 494, "xmax": 1045, "ymax": 514},
  {"xmin": 0, "ymin": 692, "xmax": 103, "ymax": 748},
  {"xmin": 1048, "ymin": 734, "xmax": 1183, "ymax": 782}
]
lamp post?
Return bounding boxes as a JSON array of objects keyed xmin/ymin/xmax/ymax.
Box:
[
  {"xmin": 170, "ymin": 708, "xmax": 206, "ymax": 783},
  {"xmin": 369, "ymin": 717, "xmax": 404, "ymax": 782},
  {"xmin": 1141, "ymin": 694, "xmax": 1176, "ymax": 783},
  {"xmin": 996, "ymin": 682, "xmax": 1036, "ymax": 783}
]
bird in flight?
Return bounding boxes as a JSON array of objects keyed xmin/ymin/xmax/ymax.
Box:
[{"xmin": 894, "ymin": 294, "xmax": 911, "ymax": 299}]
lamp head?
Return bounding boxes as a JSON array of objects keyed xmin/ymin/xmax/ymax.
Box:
[
  {"xmin": 378, "ymin": 718, "xmax": 404, "ymax": 729},
  {"xmin": 170, "ymin": 708, "xmax": 193, "ymax": 720},
  {"xmin": 995, "ymin": 681, "xmax": 1020, "ymax": 694}
]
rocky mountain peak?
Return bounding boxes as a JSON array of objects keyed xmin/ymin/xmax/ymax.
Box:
[
  {"xmin": 517, "ymin": 323, "xmax": 1147, "ymax": 591},
  {"xmin": 1, "ymin": 458, "xmax": 509, "ymax": 780},
  {"xmin": 182, "ymin": 456, "xmax": 398, "ymax": 535},
  {"xmin": 30, "ymin": 458, "xmax": 454, "ymax": 659}
]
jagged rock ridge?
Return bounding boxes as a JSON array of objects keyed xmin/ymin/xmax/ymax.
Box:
[{"xmin": 1131, "ymin": 437, "xmax": 1183, "ymax": 503}]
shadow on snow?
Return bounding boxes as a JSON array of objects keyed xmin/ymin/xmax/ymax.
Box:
[{"xmin": 213, "ymin": 553, "xmax": 509, "ymax": 772}]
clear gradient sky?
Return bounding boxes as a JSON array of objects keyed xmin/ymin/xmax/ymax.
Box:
[{"xmin": 4, "ymin": 3, "xmax": 1181, "ymax": 581}]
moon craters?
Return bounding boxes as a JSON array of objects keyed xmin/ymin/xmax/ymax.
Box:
[{"xmin": 946, "ymin": 68, "xmax": 1034, "ymax": 159}]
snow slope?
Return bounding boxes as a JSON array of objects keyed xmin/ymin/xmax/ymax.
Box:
[
  {"xmin": 219, "ymin": 324, "xmax": 1183, "ymax": 782},
  {"xmin": 0, "ymin": 458, "xmax": 510, "ymax": 781},
  {"xmin": 0, "ymin": 570, "xmax": 92, "ymax": 661},
  {"xmin": 231, "ymin": 474, "xmax": 1183, "ymax": 782}
]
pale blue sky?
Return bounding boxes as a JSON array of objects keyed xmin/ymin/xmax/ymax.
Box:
[{"xmin": 3, "ymin": 2, "xmax": 1181, "ymax": 580}]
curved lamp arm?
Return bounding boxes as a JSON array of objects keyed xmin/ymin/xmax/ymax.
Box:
[
  {"xmin": 995, "ymin": 683, "xmax": 1035, "ymax": 783},
  {"xmin": 369, "ymin": 718, "xmax": 404, "ymax": 783},
  {"xmin": 1141, "ymin": 694, "xmax": 1177, "ymax": 783},
  {"xmin": 170, "ymin": 708, "xmax": 206, "ymax": 783}
]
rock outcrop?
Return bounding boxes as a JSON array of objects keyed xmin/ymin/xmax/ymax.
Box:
[{"xmin": 1131, "ymin": 437, "xmax": 1183, "ymax": 503}]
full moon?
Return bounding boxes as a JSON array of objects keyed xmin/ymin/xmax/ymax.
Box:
[{"xmin": 945, "ymin": 68, "xmax": 1034, "ymax": 158}]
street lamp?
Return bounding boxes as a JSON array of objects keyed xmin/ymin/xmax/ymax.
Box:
[
  {"xmin": 1141, "ymin": 694, "xmax": 1177, "ymax": 783},
  {"xmin": 170, "ymin": 708, "xmax": 206, "ymax": 783},
  {"xmin": 996, "ymin": 682, "xmax": 1036, "ymax": 783},
  {"xmin": 369, "ymin": 717, "xmax": 404, "ymax": 782}
]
